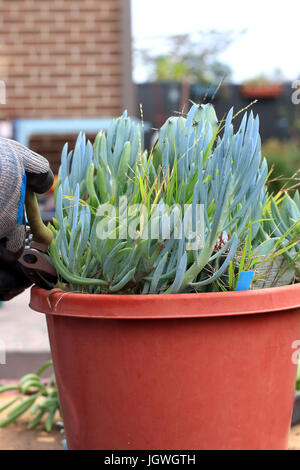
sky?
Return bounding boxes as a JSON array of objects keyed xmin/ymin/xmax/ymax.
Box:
[{"xmin": 131, "ymin": 0, "xmax": 300, "ymax": 84}]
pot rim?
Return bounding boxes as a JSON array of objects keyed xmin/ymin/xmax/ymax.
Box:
[{"xmin": 29, "ymin": 283, "xmax": 300, "ymax": 320}]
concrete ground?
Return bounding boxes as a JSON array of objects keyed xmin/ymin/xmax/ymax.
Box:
[
  {"xmin": 0, "ymin": 290, "xmax": 51, "ymax": 379},
  {"xmin": 0, "ymin": 289, "xmax": 59, "ymax": 449}
]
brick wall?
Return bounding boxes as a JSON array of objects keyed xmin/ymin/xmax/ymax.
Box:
[
  {"xmin": 0, "ymin": 0, "xmax": 132, "ymax": 119},
  {"xmin": 30, "ymin": 133, "xmax": 96, "ymax": 173}
]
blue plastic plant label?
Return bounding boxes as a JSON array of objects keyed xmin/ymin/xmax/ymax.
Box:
[{"xmin": 235, "ymin": 271, "xmax": 255, "ymax": 291}]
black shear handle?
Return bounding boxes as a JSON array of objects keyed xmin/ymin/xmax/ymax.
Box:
[{"xmin": 20, "ymin": 265, "xmax": 57, "ymax": 290}]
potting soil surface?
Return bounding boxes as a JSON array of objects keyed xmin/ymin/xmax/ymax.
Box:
[{"xmin": 0, "ymin": 393, "xmax": 300, "ymax": 450}]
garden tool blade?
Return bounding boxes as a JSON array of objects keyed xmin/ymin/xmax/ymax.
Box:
[{"xmin": 19, "ymin": 241, "xmax": 58, "ymax": 290}]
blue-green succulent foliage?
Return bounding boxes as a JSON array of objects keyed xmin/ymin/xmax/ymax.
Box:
[{"xmin": 50, "ymin": 104, "xmax": 272, "ymax": 294}]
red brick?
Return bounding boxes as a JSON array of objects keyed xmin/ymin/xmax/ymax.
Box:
[{"xmin": 0, "ymin": 0, "xmax": 125, "ymax": 119}]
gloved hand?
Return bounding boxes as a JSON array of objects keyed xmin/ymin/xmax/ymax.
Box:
[{"xmin": 0, "ymin": 137, "xmax": 54, "ymax": 301}]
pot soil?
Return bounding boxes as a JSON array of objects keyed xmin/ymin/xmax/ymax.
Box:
[{"xmin": 30, "ymin": 283, "xmax": 300, "ymax": 450}]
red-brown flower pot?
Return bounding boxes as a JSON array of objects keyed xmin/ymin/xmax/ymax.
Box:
[
  {"xmin": 30, "ymin": 283, "xmax": 300, "ymax": 450},
  {"xmin": 241, "ymin": 84, "xmax": 283, "ymax": 100}
]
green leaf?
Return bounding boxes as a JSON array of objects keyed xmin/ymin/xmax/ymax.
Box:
[
  {"xmin": 109, "ymin": 268, "xmax": 136, "ymax": 292},
  {"xmin": 28, "ymin": 410, "xmax": 46, "ymax": 430},
  {"xmin": 0, "ymin": 394, "xmax": 40, "ymax": 427},
  {"xmin": 150, "ymin": 252, "xmax": 168, "ymax": 293}
]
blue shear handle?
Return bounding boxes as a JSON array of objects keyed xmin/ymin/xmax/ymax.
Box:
[
  {"xmin": 16, "ymin": 173, "xmax": 27, "ymax": 225},
  {"xmin": 235, "ymin": 271, "xmax": 255, "ymax": 291}
]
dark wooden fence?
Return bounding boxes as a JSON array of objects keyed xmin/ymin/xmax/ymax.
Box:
[{"xmin": 137, "ymin": 82, "xmax": 297, "ymax": 144}]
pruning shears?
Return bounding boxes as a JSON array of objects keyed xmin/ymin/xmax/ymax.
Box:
[{"xmin": 18, "ymin": 190, "xmax": 58, "ymax": 289}]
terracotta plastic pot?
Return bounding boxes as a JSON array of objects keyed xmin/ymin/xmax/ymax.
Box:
[
  {"xmin": 30, "ymin": 284, "xmax": 300, "ymax": 450},
  {"xmin": 241, "ymin": 84, "xmax": 283, "ymax": 100}
]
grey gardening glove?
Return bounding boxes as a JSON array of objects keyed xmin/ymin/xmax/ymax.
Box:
[{"xmin": 0, "ymin": 137, "xmax": 54, "ymax": 300}]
